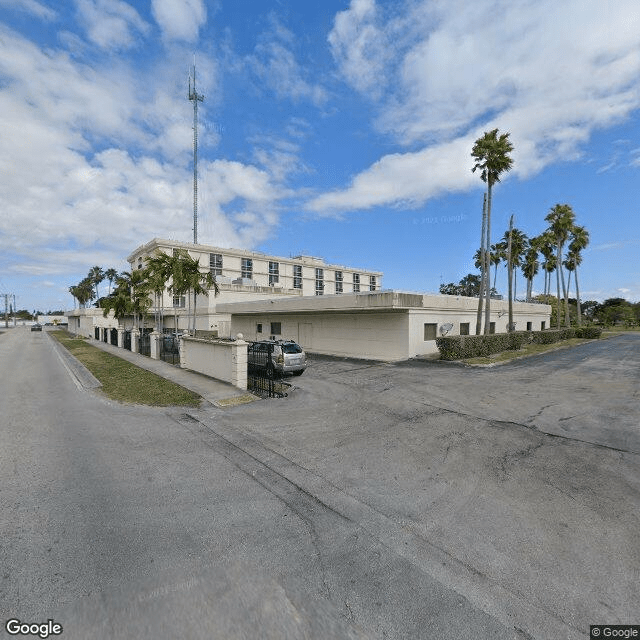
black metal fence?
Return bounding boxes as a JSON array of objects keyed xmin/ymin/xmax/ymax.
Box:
[
  {"xmin": 247, "ymin": 342, "xmax": 291, "ymax": 398},
  {"xmin": 123, "ymin": 330, "xmax": 131, "ymax": 351},
  {"xmin": 110, "ymin": 328, "xmax": 118, "ymax": 346},
  {"xmin": 138, "ymin": 330, "xmax": 151, "ymax": 357},
  {"xmin": 160, "ymin": 334, "xmax": 180, "ymax": 365},
  {"xmin": 94, "ymin": 328, "xmax": 99, "ymax": 340}
]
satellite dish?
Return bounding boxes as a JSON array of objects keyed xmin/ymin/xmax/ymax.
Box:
[{"xmin": 440, "ymin": 323, "xmax": 454, "ymax": 335}]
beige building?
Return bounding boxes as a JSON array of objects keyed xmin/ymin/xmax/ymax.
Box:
[
  {"xmin": 68, "ymin": 238, "xmax": 551, "ymax": 362},
  {"xmin": 126, "ymin": 238, "xmax": 383, "ymax": 335},
  {"xmin": 219, "ymin": 290, "xmax": 551, "ymax": 360}
]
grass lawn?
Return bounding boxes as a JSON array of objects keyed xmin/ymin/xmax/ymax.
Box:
[
  {"xmin": 50, "ymin": 330, "xmax": 202, "ymax": 407},
  {"xmin": 463, "ymin": 337, "xmax": 598, "ymax": 365}
]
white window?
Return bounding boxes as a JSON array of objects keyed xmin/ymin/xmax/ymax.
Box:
[
  {"xmin": 353, "ymin": 273, "xmax": 360, "ymax": 293},
  {"xmin": 209, "ymin": 253, "xmax": 222, "ymax": 276},
  {"xmin": 269, "ymin": 261, "xmax": 279, "ymax": 285},
  {"xmin": 335, "ymin": 271, "xmax": 343, "ymax": 294},
  {"xmin": 315, "ymin": 268, "xmax": 324, "ymax": 295},
  {"xmin": 369, "ymin": 275, "xmax": 376, "ymax": 291},
  {"xmin": 241, "ymin": 258, "xmax": 253, "ymax": 279},
  {"xmin": 173, "ymin": 296, "xmax": 186, "ymax": 308},
  {"xmin": 293, "ymin": 265, "xmax": 302, "ymax": 289}
]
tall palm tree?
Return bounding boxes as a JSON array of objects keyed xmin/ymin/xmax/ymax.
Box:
[
  {"xmin": 567, "ymin": 225, "xmax": 589, "ymax": 326},
  {"xmin": 145, "ymin": 251, "xmax": 174, "ymax": 333},
  {"xmin": 545, "ymin": 204, "xmax": 576, "ymax": 328},
  {"xmin": 88, "ymin": 266, "xmax": 105, "ymax": 303},
  {"xmin": 471, "ymin": 129, "xmax": 514, "ymax": 334},
  {"xmin": 180, "ymin": 252, "xmax": 219, "ymax": 335},
  {"xmin": 105, "ymin": 268, "xmax": 119, "ymax": 295},
  {"xmin": 535, "ymin": 231, "xmax": 556, "ymax": 302},
  {"xmin": 522, "ymin": 246, "xmax": 540, "ymax": 302},
  {"xmin": 501, "ymin": 225, "xmax": 528, "ymax": 304}
]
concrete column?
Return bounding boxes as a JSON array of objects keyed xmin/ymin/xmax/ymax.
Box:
[
  {"xmin": 178, "ymin": 335, "xmax": 188, "ymax": 369},
  {"xmin": 131, "ymin": 330, "xmax": 139, "ymax": 354},
  {"xmin": 117, "ymin": 328, "xmax": 125, "ymax": 349},
  {"xmin": 150, "ymin": 331, "xmax": 161, "ymax": 360},
  {"xmin": 98, "ymin": 327, "xmax": 104, "ymax": 342},
  {"xmin": 231, "ymin": 334, "xmax": 248, "ymax": 390}
]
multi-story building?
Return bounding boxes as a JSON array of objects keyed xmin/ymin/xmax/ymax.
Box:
[{"xmin": 125, "ymin": 238, "xmax": 383, "ymax": 336}]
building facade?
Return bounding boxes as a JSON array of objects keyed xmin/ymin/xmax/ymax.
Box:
[{"xmin": 125, "ymin": 238, "xmax": 384, "ymax": 335}]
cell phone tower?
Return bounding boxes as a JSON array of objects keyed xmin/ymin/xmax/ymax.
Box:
[{"xmin": 188, "ymin": 60, "xmax": 204, "ymax": 244}]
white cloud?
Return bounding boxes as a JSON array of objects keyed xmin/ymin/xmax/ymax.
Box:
[
  {"xmin": 245, "ymin": 16, "xmax": 328, "ymax": 106},
  {"xmin": 0, "ymin": 0, "xmax": 56, "ymax": 20},
  {"xmin": 151, "ymin": 0, "xmax": 206, "ymax": 42},
  {"xmin": 0, "ymin": 24, "xmax": 283, "ymax": 291},
  {"xmin": 76, "ymin": 0, "xmax": 150, "ymax": 50},
  {"xmin": 328, "ymin": 0, "xmax": 389, "ymax": 97},
  {"xmin": 313, "ymin": 0, "xmax": 640, "ymax": 214}
]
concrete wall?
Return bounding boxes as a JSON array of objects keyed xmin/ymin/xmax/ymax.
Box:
[
  {"xmin": 231, "ymin": 311, "xmax": 411, "ymax": 361},
  {"xmin": 66, "ymin": 308, "xmax": 119, "ymax": 338},
  {"xmin": 180, "ymin": 336, "xmax": 248, "ymax": 390}
]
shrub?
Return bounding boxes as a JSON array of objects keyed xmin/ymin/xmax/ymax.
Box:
[
  {"xmin": 436, "ymin": 331, "xmax": 529, "ymax": 360},
  {"xmin": 575, "ymin": 326, "xmax": 602, "ymax": 339}
]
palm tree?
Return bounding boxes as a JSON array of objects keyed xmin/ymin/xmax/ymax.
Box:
[
  {"xmin": 471, "ymin": 129, "xmax": 514, "ymax": 334},
  {"xmin": 522, "ymin": 246, "xmax": 540, "ymax": 302},
  {"xmin": 535, "ymin": 231, "xmax": 556, "ymax": 302},
  {"xmin": 501, "ymin": 225, "xmax": 528, "ymax": 303},
  {"xmin": 545, "ymin": 204, "xmax": 576, "ymax": 328},
  {"xmin": 88, "ymin": 266, "xmax": 105, "ymax": 303},
  {"xmin": 567, "ymin": 225, "xmax": 589, "ymax": 326},
  {"xmin": 180, "ymin": 252, "xmax": 219, "ymax": 335},
  {"xmin": 145, "ymin": 251, "xmax": 174, "ymax": 333},
  {"xmin": 105, "ymin": 268, "xmax": 119, "ymax": 296}
]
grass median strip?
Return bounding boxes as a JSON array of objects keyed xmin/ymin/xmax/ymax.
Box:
[{"xmin": 50, "ymin": 330, "xmax": 201, "ymax": 407}]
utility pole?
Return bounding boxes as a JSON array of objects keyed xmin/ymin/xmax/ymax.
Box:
[
  {"xmin": 1, "ymin": 293, "xmax": 11, "ymax": 328},
  {"xmin": 188, "ymin": 59, "xmax": 204, "ymax": 245}
]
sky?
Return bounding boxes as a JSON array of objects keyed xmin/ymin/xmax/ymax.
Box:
[{"xmin": 1, "ymin": 0, "xmax": 640, "ymax": 313}]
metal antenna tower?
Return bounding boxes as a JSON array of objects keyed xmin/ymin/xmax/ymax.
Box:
[{"xmin": 188, "ymin": 59, "xmax": 204, "ymax": 244}]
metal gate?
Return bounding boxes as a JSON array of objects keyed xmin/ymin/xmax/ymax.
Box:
[
  {"xmin": 160, "ymin": 334, "xmax": 180, "ymax": 365},
  {"xmin": 247, "ymin": 342, "xmax": 290, "ymax": 398},
  {"xmin": 110, "ymin": 328, "xmax": 118, "ymax": 346},
  {"xmin": 138, "ymin": 330, "xmax": 151, "ymax": 357},
  {"xmin": 123, "ymin": 330, "xmax": 131, "ymax": 351},
  {"xmin": 94, "ymin": 327, "xmax": 99, "ymax": 340}
]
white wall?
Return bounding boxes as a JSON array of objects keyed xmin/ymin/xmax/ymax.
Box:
[{"xmin": 231, "ymin": 311, "xmax": 411, "ymax": 361}]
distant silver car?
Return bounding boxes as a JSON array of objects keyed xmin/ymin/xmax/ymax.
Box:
[
  {"xmin": 248, "ymin": 340, "xmax": 307, "ymax": 376},
  {"xmin": 31, "ymin": 323, "xmax": 43, "ymax": 331}
]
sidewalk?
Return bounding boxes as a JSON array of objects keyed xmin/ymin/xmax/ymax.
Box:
[{"xmin": 75, "ymin": 335, "xmax": 253, "ymax": 407}]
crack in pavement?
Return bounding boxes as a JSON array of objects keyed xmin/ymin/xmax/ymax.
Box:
[{"xmin": 170, "ymin": 411, "xmax": 587, "ymax": 640}]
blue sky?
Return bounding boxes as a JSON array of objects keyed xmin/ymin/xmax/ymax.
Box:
[{"xmin": 1, "ymin": 0, "xmax": 639, "ymax": 312}]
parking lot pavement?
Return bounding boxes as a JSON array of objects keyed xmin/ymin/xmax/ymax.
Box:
[{"xmin": 185, "ymin": 334, "xmax": 640, "ymax": 639}]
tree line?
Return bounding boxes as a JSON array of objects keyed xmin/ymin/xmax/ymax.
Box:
[
  {"xmin": 441, "ymin": 128, "xmax": 591, "ymax": 332},
  {"xmin": 69, "ymin": 250, "xmax": 219, "ymax": 335}
]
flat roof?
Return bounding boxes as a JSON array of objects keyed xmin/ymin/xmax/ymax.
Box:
[{"xmin": 127, "ymin": 238, "xmax": 383, "ymax": 276}]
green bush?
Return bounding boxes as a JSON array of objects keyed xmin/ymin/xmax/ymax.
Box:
[
  {"xmin": 575, "ymin": 326, "xmax": 602, "ymax": 339},
  {"xmin": 436, "ymin": 331, "xmax": 530, "ymax": 360},
  {"xmin": 437, "ymin": 326, "xmax": 602, "ymax": 360}
]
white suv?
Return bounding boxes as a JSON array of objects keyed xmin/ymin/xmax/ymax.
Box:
[{"xmin": 248, "ymin": 340, "xmax": 307, "ymax": 376}]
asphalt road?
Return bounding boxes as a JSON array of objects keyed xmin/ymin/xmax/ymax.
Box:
[{"xmin": 1, "ymin": 328, "xmax": 638, "ymax": 639}]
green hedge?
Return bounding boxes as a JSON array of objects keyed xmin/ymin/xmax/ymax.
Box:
[
  {"xmin": 436, "ymin": 331, "xmax": 530, "ymax": 360},
  {"xmin": 575, "ymin": 326, "xmax": 602, "ymax": 338},
  {"xmin": 436, "ymin": 326, "xmax": 601, "ymax": 360}
]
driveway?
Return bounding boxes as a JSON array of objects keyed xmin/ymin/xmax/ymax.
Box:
[
  {"xmin": 2, "ymin": 329, "xmax": 638, "ymax": 639},
  {"xmin": 195, "ymin": 334, "xmax": 640, "ymax": 638}
]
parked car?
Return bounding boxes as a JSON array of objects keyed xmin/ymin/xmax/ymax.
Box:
[
  {"xmin": 31, "ymin": 323, "xmax": 42, "ymax": 332},
  {"xmin": 248, "ymin": 340, "xmax": 307, "ymax": 376}
]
